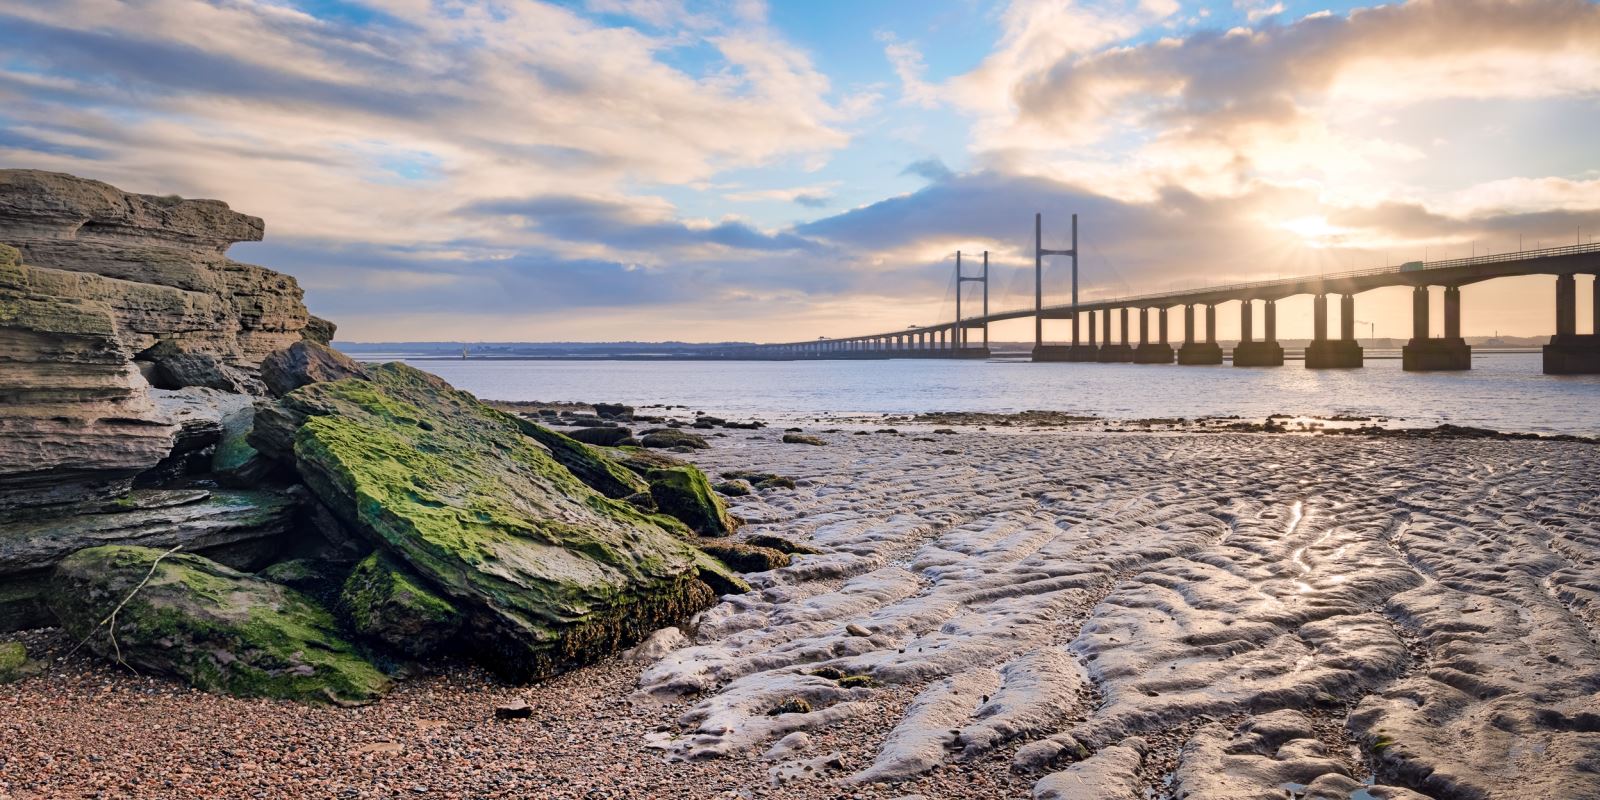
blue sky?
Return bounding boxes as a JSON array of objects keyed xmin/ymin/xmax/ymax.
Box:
[{"xmin": 1, "ymin": 0, "xmax": 1597, "ymax": 342}]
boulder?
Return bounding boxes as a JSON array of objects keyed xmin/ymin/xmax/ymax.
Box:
[
  {"xmin": 713, "ymin": 479, "xmax": 753, "ymax": 497},
  {"xmin": 142, "ymin": 339, "xmax": 260, "ymax": 394},
  {"xmin": 280, "ymin": 363, "xmax": 718, "ymax": 681},
  {"xmin": 564, "ymin": 426, "xmax": 634, "ymax": 447},
  {"xmin": 645, "ymin": 466, "xmax": 737, "ymax": 537},
  {"xmin": 698, "ymin": 541, "xmax": 791, "ymax": 573},
  {"xmin": 592, "ymin": 403, "xmax": 633, "ymax": 420},
  {"xmin": 639, "ymin": 429, "xmax": 709, "ymax": 450},
  {"xmin": 259, "ymin": 340, "xmax": 368, "ymax": 398},
  {"xmin": 49, "ymin": 545, "xmax": 389, "ymax": 704},
  {"xmin": 338, "ymin": 552, "xmax": 462, "ymax": 659},
  {"xmin": 781, "ymin": 433, "xmax": 828, "ymax": 446}
]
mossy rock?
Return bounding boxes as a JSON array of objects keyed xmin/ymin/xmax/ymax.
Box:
[
  {"xmin": 48, "ymin": 545, "xmax": 388, "ymax": 705},
  {"xmin": 713, "ymin": 480, "xmax": 753, "ymax": 497},
  {"xmin": 639, "ymin": 430, "xmax": 709, "ymax": 450},
  {"xmin": 743, "ymin": 534, "xmax": 822, "ymax": 555},
  {"xmin": 516, "ymin": 420, "xmax": 649, "ymax": 499},
  {"xmin": 646, "ymin": 466, "xmax": 737, "ymax": 537},
  {"xmin": 0, "ymin": 243, "xmax": 19, "ymax": 267},
  {"xmin": 698, "ymin": 541, "xmax": 790, "ymax": 573},
  {"xmin": 720, "ymin": 470, "xmax": 797, "ymax": 490},
  {"xmin": 692, "ymin": 549, "xmax": 752, "ymax": 597},
  {"xmin": 338, "ymin": 552, "xmax": 462, "ymax": 659},
  {"xmin": 0, "ymin": 641, "xmax": 38, "ymax": 683},
  {"xmin": 281, "ymin": 363, "xmax": 717, "ymax": 681}
]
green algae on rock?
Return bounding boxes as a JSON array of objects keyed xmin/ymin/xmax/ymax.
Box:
[
  {"xmin": 0, "ymin": 640, "xmax": 38, "ymax": 683},
  {"xmin": 697, "ymin": 541, "xmax": 791, "ymax": 573},
  {"xmin": 338, "ymin": 551, "xmax": 462, "ymax": 659},
  {"xmin": 48, "ymin": 545, "xmax": 388, "ymax": 705},
  {"xmin": 279, "ymin": 363, "xmax": 720, "ymax": 681},
  {"xmin": 515, "ymin": 420, "xmax": 649, "ymax": 500},
  {"xmin": 645, "ymin": 466, "xmax": 737, "ymax": 537}
]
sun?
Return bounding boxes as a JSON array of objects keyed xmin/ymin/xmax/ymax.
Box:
[{"xmin": 1277, "ymin": 215, "xmax": 1349, "ymax": 248}]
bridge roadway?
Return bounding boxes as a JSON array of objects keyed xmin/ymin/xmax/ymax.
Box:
[{"xmin": 714, "ymin": 241, "xmax": 1600, "ymax": 374}]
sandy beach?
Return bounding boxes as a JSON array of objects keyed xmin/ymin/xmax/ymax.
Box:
[{"xmin": 5, "ymin": 425, "xmax": 1599, "ymax": 799}]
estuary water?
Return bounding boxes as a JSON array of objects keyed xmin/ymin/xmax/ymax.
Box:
[{"xmin": 400, "ymin": 351, "xmax": 1600, "ymax": 436}]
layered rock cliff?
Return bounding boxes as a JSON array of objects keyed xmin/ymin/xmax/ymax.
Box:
[{"xmin": 0, "ymin": 170, "xmax": 326, "ymax": 514}]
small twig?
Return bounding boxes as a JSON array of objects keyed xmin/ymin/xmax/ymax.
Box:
[{"xmin": 64, "ymin": 544, "xmax": 184, "ymax": 672}]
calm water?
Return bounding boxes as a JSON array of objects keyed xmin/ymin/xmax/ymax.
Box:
[{"xmin": 400, "ymin": 352, "xmax": 1600, "ymax": 436}]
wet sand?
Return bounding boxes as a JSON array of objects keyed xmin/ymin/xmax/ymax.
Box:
[{"xmin": 4, "ymin": 428, "xmax": 1599, "ymax": 799}]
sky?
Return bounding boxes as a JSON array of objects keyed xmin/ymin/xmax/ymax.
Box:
[{"xmin": 2, "ymin": 0, "xmax": 1598, "ymax": 343}]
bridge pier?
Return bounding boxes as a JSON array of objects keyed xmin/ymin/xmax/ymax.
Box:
[
  {"xmin": 1543, "ymin": 273, "xmax": 1600, "ymax": 373},
  {"xmin": 1179, "ymin": 303, "xmax": 1223, "ymax": 364},
  {"xmin": 1233, "ymin": 299, "xmax": 1284, "ymax": 366},
  {"xmin": 1135, "ymin": 306, "xmax": 1174, "ymax": 363},
  {"xmin": 1305, "ymin": 293, "xmax": 1364, "ymax": 368},
  {"xmin": 1098, "ymin": 307, "xmax": 1134, "ymax": 362},
  {"xmin": 1403, "ymin": 285, "xmax": 1471, "ymax": 370}
]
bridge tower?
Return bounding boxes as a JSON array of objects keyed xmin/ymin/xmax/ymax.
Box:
[
  {"xmin": 953, "ymin": 251, "xmax": 991, "ymax": 358},
  {"xmin": 1032, "ymin": 213, "xmax": 1093, "ymax": 362}
]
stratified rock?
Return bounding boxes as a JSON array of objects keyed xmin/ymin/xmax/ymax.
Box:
[
  {"xmin": 0, "ymin": 255, "xmax": 177, "ymax": 512},
  {"xmin": 338, "ymin": 551, "xmax": 462, "ymax": 659},
  {"xmin": 302, "ymin": 315, "xmax": 336, "ymax": 345},
  {"xmin": 698, "ymin": 541, "xmax": 790, "ymax": 573},
  {"xmin": 0, "ymin": 170, "xmax": 322, "ymax": 512},
  {"xmin": 645, "ymin": 466, "xmax": 737, "ymax": 536},
  {"xmin": 0, "ymin": 170, "xmax": 309, "ymax": 367},
  {"xmin": 517, "ymin": 422, "xmax": 649, "ymax": 499},
  {"xmin": 281, "ymin": 363, "xmax": 718, "ymax": 681},
  {"xmin": 639, "ymin": 430, "xmax": 709, "ymax": 450},
  {"xmin": 0, "ymin": 488, "xmax": 294, "ymax": 577},
  {"xmin": 0, "ymin": 487, "xmax": 296, "ymax": 632},
  {"xmin": 564, "ymin": 426, "xmax": 634, "ymax": 447},
  {"xmin": 49, "ymin": 545, "xmax": 389, "ymax": 704},
  {"xmin": 259, "ymin": 340, "xmax": 368, "ymax": 398}
]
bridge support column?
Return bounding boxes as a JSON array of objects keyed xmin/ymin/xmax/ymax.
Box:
[
  {"xmin": 1235, "ymin": 298, "xmax": 1285, "ymax": 366},
  {"xmin": 1098, "ymin": 307, "xmax": 1134, "ymax": 362},
  {"xmin": 1135, "ymin": 306, "xmax": 1174, "ymax": 363},
  {"xmin": 1403, "ymin": 285, "xmax": 1471, "ymax": 370},
  {"xmin": 1179, "ymin": 303, "xmax": 1223, "ymax": 364},
  {"xmin": 1064, "ymin": 309, "xmax": 1099, "ymax": 361},
  {"xmin": 1543, "ymin": 273, "xmax": 1600, "ymax": 373},
  {"xmin": 1307, "ymin": 293, "xmax": 1363, "ymax": 368}
]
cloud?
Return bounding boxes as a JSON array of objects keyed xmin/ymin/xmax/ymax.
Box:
[
  {"xmin": 723, "ymin": 184, "xmax": 839, "ymax": 207},
  {"xmin": 0, "ymin": 0, "xmax": 852, "ymax": 247},
  {"xmin": 901, "ymin": 158, "xmax": 955, "ymax": 183},
  {"xmin": 982, "ymin": 0, "xmax": 1600, "ymax": 199},
  {"xmin": 466, "ymin": 194, "xmax": 822, "ymax": 254}
]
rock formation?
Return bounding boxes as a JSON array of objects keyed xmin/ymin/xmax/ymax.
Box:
[
  {"xmin": 0, "ymin": 169, "xmax": 315, "ymax": 514},
  {"xmin": 1, "ymin": 170, "xmax": 746, "ymax": 702}
]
